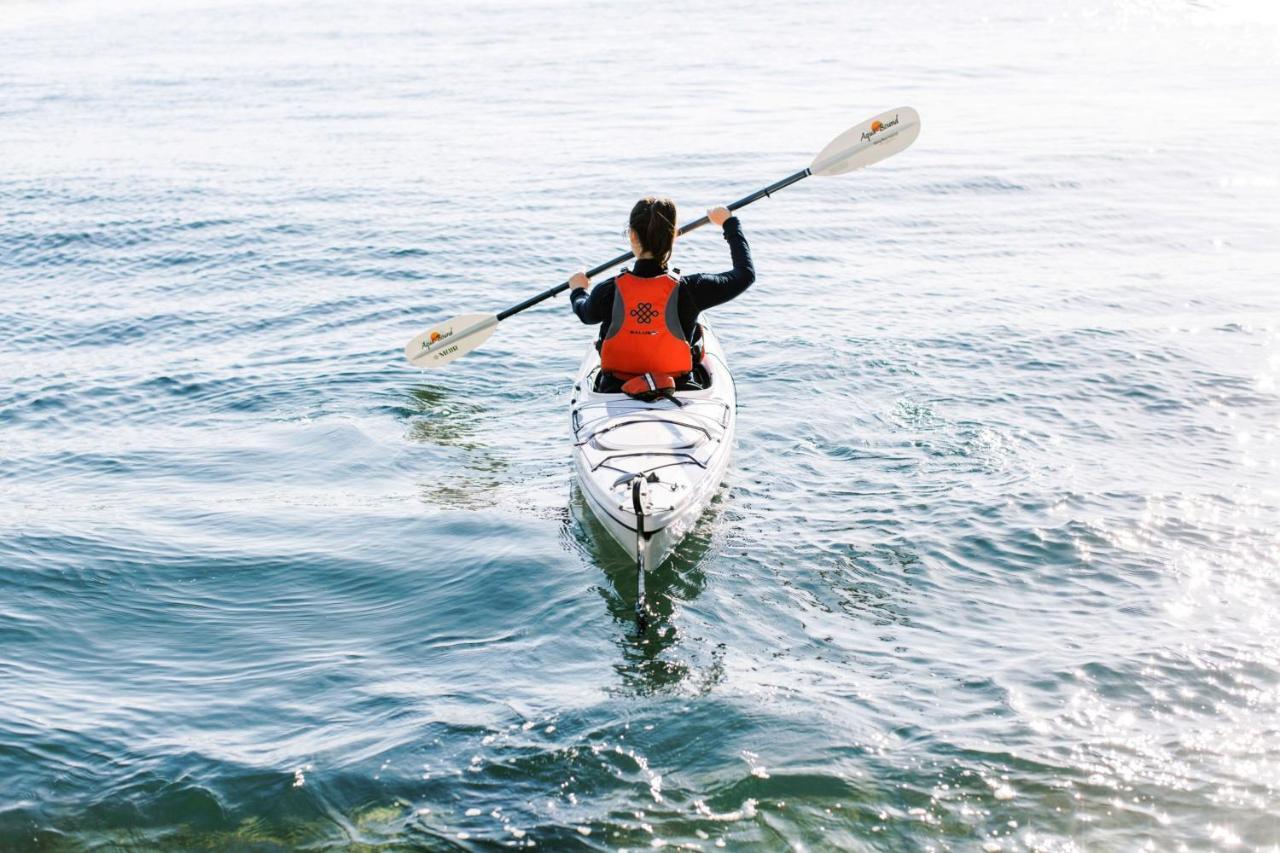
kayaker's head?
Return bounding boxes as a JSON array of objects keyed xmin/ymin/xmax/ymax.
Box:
[{"xmin": 628, "ymin": 196, "xmax": 677, "ymax": 266}]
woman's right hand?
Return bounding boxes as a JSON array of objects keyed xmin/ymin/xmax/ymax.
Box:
[
  {"xmin": 569, "ymin": 270, "xmax": 590, "ymax": 290},
  {"xmin": 707, "ymin": 206, "xmax": 731, "ymax": 227}
]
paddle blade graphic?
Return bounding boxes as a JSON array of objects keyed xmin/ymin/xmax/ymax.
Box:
[
  {"xmin": 404, "ymin": 313, "xmax": 499, "ymax": 368},
  {"xmin": 809, "ymin": 107, "xmax": 921, "ymax": 177}
]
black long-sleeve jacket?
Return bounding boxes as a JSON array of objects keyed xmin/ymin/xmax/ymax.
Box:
[{"xmin": 569, "ymin": 216, "xmax": 754, "ymax": 344}]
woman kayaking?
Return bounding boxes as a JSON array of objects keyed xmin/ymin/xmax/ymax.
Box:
[{"xmin": 568, "ymin": 197, "xmax": 754, "ymax": 394}]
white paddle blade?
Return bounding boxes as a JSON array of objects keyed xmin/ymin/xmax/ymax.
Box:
[
  {"xmin": 809, "ymin": 107, "xmax": 921, "ymax": 177},
  {"xmin": 404, "ymin": 313, "xmax": 499, "ymax": 368}
]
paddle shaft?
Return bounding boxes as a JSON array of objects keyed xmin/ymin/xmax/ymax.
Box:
[{"xmin": 494, "ymin": 167, "xmax": 811, "ymax": 321}]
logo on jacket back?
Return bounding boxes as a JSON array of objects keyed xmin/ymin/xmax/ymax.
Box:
[{"xmin": 630, "ymin": 302, "xmax": 658, "ymax": 324}]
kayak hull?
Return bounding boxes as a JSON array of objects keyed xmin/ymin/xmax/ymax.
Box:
[{"xmin": 570, "ymin": 324, "xmax": 736, "ymax": 572}]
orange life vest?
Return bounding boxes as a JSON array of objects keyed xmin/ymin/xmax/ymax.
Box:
[{"xmin": 600, "ymin": 270, "xmax": 692, "ymax": 379}]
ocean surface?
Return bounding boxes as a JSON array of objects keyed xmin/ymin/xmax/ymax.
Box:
[{"xmin": 3, "ymin": 0, "xmax": 1279, "ymax": 849}]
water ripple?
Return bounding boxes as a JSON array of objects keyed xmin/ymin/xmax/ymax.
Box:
[{"xmin": 2, "ymin": 0, "xmax": 1279, "ymax": 848}]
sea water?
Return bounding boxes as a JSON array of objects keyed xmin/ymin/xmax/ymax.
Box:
[{"xmin": 2, "ymin": 0, "xmax": 1278, "ymax": 848}]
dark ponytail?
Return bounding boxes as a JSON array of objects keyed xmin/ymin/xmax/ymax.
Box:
[{"xmin": 629, "ymin": 196, "xmax": 677, "ymax": 266}]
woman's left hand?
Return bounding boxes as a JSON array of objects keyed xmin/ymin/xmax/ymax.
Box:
[
  {"xmin": 569, "ymin": 270, "xmax": 590, "ymax": 290},
  {"xmin": 707, "ymin": 206, "xmax": 732, "ymax": 227}
]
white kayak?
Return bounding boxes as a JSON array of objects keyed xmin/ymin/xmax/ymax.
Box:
[{"xmin": 570, "ymin": 324, "xmax": 736, "ymax": 627}]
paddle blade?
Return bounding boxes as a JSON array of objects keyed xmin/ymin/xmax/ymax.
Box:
[
  {"xmin": 809, "ymin": 107, "xmax": 921, "ymax": 177},
  {"xmin": 404, "ymin": 313, "xmax": 499, "ymax": 368}
]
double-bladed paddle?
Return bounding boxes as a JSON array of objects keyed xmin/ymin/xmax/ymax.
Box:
[{"xmin": 404, "ymin": 106, "xmax": 921, "ymax": 368}]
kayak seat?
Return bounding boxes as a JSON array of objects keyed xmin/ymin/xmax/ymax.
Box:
[{"xmin": 593, "ymin": 364, "xmax": 710, "ymax": 393}]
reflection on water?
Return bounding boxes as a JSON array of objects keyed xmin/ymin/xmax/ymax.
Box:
[
  {"xmin": 404, "ymin": 384, "xmax": 511, "ymax": 510},
  {"xmin": 566, "ymin": 483, "xmax": 722, "ymax": 696},
  {"xmin": 403, "ymin": 385, "xmax": 488, "ymax": 450}
]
